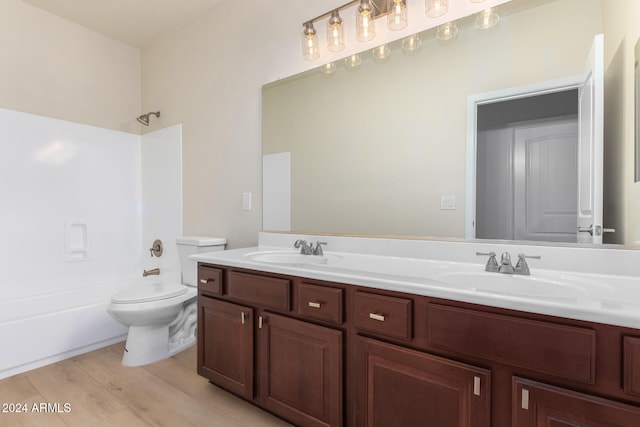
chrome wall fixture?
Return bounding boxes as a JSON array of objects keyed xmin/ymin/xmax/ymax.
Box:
[
  {"xmin": 302, "ymin": 0, "xmax": 499, "ymax": 61},
  {"xmin": 136, "ymin": 111, "xmax": 160, "ymax": 126}
]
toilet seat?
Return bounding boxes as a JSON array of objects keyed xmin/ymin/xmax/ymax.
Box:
[{"xmin": 111, "ymin": 282, "xmax": 187, "ymax": 304}]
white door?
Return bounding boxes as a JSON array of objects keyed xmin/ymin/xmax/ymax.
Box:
[
  {"xmin": 576, "ymin": 34, "xmax": 605, "ymax": 243},
  {"xmin": 513, "ymin": 119, "xmax": 578, "ymax": 242}
]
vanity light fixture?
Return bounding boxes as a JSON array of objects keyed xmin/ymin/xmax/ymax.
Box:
[
  {"xmin": 356, "ymin": 0, "xmax": 376, "ymax": 42},
  {"xmin": 345, "ymin": 53, "xmax": 362, "ymax": 68},
  {"xmin": 327, "ymin": 10, "xmax": 345, "ymax": 52},
  {"xmin": 302, "ymin": 22, "xmax": 320, "ymax": 60},
  {"xmin": 387, "ymin": 0, "xmax": 408, "ymax": 31},
  {"xmin": 436, "ymin": 21, "xmax": 458, "ymax": 40},
  {"xmin": 426, "ymin": 0, "xmax": 449, "ymax": 18},
  {"xmin": 402, "ymin": 33, "xmax": 422, "ymax": 51},
  {"xmin": 475, "ymin": 8, "xmax": 500, "ymax": 29},
  {"xmin": 372, "ymin": 44, "xmax": 391, "ymax": 59},
  {"xmin": 320, "ymin": 62, "xmax": 337, "ymax": 74}
]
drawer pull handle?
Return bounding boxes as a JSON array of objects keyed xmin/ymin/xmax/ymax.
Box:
[
  {"xmin": 369, "ymin": 313, "xmax": 386, "ymax": 322},
  {"xmin": 241, "ymin": 312, "xmax": 246, "ymax": 325},
  {"xmin": 308, "ymin": 301, "xmax": 322, "ymax": 309},
  {"xmin": 521, "ymin": 388, "xmax": 529, "ymax": 410},
  {"xmin": 199, "ymin": 279, "xmax": 208, "ymax": 284},
  {"xmin": 259, "ymin": 316, "xmax": 263, "ymax": 329},
  {"xmin": 473, "ymin": 376, "xmax": 481, "ymax": 396}
]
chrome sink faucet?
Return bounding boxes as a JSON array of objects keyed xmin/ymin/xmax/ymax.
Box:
[
  {"xmin": 294, "ymin": 239, "xmax": 328, "ymax": 255},
  {"xmin": 477, "ymin": 251, "xmax": 540, "ymax": 275},
  {"xmin": 498, "ymin": 252, "xmax": 515, "ymax": 274},
  {"xmin": 294, "ymin": 239, "xmax": 313, "ymax": 254}
]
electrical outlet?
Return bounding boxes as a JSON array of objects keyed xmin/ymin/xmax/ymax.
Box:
[{"xmin": 440, "ymin": 195, "xmax": 456, "ymax": 210}]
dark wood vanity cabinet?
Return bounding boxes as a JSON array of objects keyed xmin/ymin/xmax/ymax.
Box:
[
  {"xmin": 197, "ymin": 266, "xmax": 344, "ymax": 427},
  {"xmin": 355, "ymin": 336, "xmax": 490, "ymax": 427},
  {"xmin": 197, "ymin": 263, "xmax": 640, "ymax": 427}
]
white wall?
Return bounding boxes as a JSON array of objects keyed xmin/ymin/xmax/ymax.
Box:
[{"xmin": 141, "ymin": 124, "xmax": 184, "ymax": 284}]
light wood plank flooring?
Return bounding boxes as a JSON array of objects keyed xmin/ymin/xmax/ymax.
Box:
[{"xmin": 0, "ymin": 342, "xmax": 292, "ymax": 427}]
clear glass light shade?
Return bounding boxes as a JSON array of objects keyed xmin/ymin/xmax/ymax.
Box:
[
  {"xmin": 302, "ymin": 23, "xmax": 320, "ymax": 60},
  {"xmin": 356, "ymin": 0, "xmax": 376, "ymax": 42},
  {"xmin": 425, "ymin": 0, "xmax": 449, "ymax": 18},
  {"xmin": 475, "ymin": 8, "xmax": 500, "ymax": 29},
  {"xmin": 387, "ymin": 0, "xmax": 408, "ymax": 31},
  {"xmin": 372, "ymin": 44, "xmax": 390, "ymax": 59},
  {"xmin": 327, "ymin": 11, "xmax": 345, "ymax": 52},
  {"xmin": 320, "ymin": 62, "xmax": 337, "ymax": 74},
  {"xmin": 344, "ymin": 54, "xmax": 362, "ymax": 68},
  {"xmin": 402, "ymin": 33, "xmax": 422, "ymax": 51},
  {"xmin": 436, "ymin": 22, "xmax": 458, "ymax": 40}
]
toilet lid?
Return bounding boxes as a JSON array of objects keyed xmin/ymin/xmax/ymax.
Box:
[{"xmin": 111, "ymin": 282, "xmax": 187, "ymax": 303}]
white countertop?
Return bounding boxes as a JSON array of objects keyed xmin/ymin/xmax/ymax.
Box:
[{"xmin": 191, "ymin": 234, "xmax": 640, "ymax": 330}]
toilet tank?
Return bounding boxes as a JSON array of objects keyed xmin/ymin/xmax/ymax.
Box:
[{"xmin": 176, "ymin": 236, "xmax": 227, "ymax": 286}]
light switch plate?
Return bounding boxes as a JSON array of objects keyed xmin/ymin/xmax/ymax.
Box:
[
  {"xmin": 242, "ymin": 192, "xmax": 252, "ymax": 210},
  {"xmin": 440, "ymin": 195, "xmax": 456, "ymax": 210}
]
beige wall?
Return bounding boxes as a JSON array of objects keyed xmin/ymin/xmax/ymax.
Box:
[
  {"xmin": 603, "ymin": 0, "xmax": 640, "ymax": 245},
  {"xmin": 0, "ymin": 0, "xmax": 141, "ymax": 133},
  {"xmin": 141, "ymin": 0, "xmax": 344, "ymax": 248}
]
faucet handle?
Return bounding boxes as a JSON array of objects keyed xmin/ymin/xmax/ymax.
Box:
[
  {"xmin": 476, "ymin": 251, "xmax": 498, "ymax": 273},
  {"xmin": 514, "ymin": 254, "xmax": 541, "ymax": 276},
  {"xmin": 294, "ymin": 239, "xmax": 313, "ymax": 254},
  {"xmin": 313, "ymin": 241, "xmax": 327, "ymax": 256}
]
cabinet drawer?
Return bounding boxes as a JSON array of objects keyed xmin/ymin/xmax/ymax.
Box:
[
  {"xmin": 624, "ymin": 336, "xmax": 640, "ymax": 397},
  {"xmin": 427, "ymin": 304, "xmax": 596, "ymax": 384},
  {"xmin": 198, "ymin": 266, "xmax": 223, "ymax": 295},
  {"xmin": 354, "ymin": 291, "xmax": 412, "ymax": 340},
  {"xmin": 297, "ymin": 282, "xmax": 343, "ymax": 324},
  {"xmin": 227, "ymin": 271, "xmax": 291, "ymax": 311}
]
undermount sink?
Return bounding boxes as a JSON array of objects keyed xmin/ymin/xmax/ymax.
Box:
[
  {"xmin": 434, "ymin": 271, "xmax": 590, "ymax": 299},
  {"xmin": 243, "ymin": 250, "xmax": 342, "ymax": 266}
]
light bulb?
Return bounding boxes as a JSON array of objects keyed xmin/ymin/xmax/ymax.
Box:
[
  {"xmin": 356, "ymin": 0, "xmax": 376, "ymax": 42},
  {"xmin": 402, "ymin": 34, "xmax": 422, "ymax": 51},
  {"xmin": 387, "ymin": 0, "xmax": 408, "ymax": 31},
  {"xmin": 320, "ymin": 62, "xmax": 337, "ymax": 74},
  {"xmin": 475, "ymin": 8, "xmax": 500, "ymax": 29},
  {"xmin": 302, "ymin": 22, "xmax": 319, "ymax": 61},
  {"xmin": 436, "ymin": 22, "xmax": 458, "ymax": 40},
  {"xmin": 327, "ymin": 10, "xmax": 345, "ymax": 52},
  {"xmin": 426, "ymin": 0, "xmax": 449, "ymax": 18},
  {"xmin": 345, "ymin": 54, "xmax": 362, "ymax": 68},
  {"xmin": 372, "ymin": 44, "xmax": 390, "ymax": 59}
]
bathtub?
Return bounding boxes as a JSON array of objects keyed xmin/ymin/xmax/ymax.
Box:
[{"xmin": 0, "ymin": 278, "xmax": 153, "ymax": 380}]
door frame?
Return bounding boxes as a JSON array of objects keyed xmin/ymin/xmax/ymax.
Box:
[{"xmin": 465, "ymin": 76, "xmax": 583, "ymax": 239}]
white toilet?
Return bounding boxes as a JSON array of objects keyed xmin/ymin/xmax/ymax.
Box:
[{"xmin": 107, "ymin": 236, "xmax": 226, "ymax": 366}]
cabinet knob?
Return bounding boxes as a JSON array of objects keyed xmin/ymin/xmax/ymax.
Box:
[
  {"xmin": 369, "ymin": 313, "xmax": 386, "ymax": 322},
  {"xmin": 308, "ymin": 301, "xmax": 322, "ymax": 309}
]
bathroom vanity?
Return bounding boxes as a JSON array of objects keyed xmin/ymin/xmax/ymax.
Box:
[{"xmin": 193, "ymin": 234, "xmax": 640, "ymax": 426}]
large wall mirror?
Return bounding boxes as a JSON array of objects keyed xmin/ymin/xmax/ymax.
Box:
[{"xmin": 263, "ymin": 0, "xmax": 640, "ymax": 247}]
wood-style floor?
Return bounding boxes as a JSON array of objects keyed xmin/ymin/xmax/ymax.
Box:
[{"xmin": 0, "ymin": 342, "xmax": 292, "ymax": 427}]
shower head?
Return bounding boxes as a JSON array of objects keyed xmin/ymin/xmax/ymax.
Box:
[{"xmin": 136, "ymin": 111, "xmax": 160, "ymax": 126}]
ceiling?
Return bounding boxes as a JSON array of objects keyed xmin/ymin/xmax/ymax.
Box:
[{"xmin": 22, "ymin": 0, "xmax": 225, "ymax": 48}]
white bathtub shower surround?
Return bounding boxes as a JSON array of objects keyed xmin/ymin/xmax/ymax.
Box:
[
  {"xmin": 191, "ymin": 232, "xmax": 640, "ymax": 329},
  {"xmin": 0, "ymin": 109, "xmax": 183, "ymax": 379}
]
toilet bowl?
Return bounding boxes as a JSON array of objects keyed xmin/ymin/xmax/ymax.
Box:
[{"xmin": 107, "ymin": 236, "xmax": 226, "ymax": 366}]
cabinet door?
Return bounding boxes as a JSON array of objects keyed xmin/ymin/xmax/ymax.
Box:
[
  {"xmin": 513, "ymin": 377, "xmax": 640, "ymax": 426},
  {"xmin": 258, "ymin": 312, "xmax": 343, "ymax": 427},
  {"xmin": 197, "ymin": 297, "xmax": 254, "ymax": 400},
  {"xmin": 355, "ymin": 336, "xmax": 490, "ymax": 427}
]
